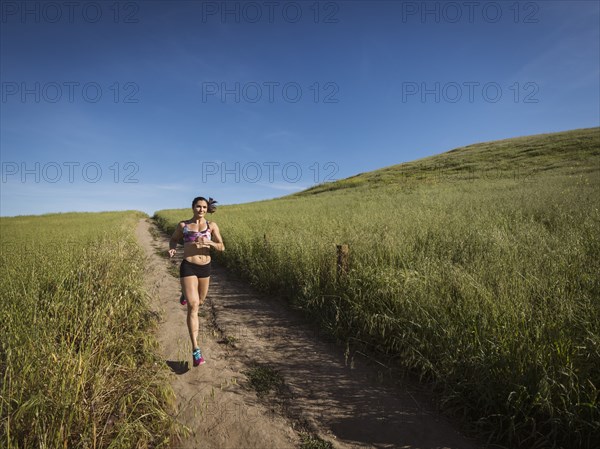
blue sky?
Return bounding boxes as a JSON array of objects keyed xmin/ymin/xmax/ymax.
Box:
[{"xmin": 1, "ymin": 0, "xmax": 599, "ymax": 216}]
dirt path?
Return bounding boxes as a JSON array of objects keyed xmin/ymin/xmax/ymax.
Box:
[{"xmin": 135, "ymin": 218, "xmax": 483, "ymax": 449}]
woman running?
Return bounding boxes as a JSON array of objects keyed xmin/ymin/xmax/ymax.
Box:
[{"xmin": 168, "ymin": 196, "xmax": 225, "ymax": 366}]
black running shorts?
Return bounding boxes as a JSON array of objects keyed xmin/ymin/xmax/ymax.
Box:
[{"xmin": 180, "ymin": 259, "xmax": 212, "ymax": 278}]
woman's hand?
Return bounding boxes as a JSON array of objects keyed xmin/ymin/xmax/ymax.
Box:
[
  {"xmin": 168, "ymin": 248, "xmax": 176, "ymax": 258},
  {"xmin": 194, "ymin": 236, "xmax": 211, "ymax": 249}
]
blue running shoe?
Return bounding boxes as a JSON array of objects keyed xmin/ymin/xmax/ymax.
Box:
[{"xmin": 192, "ymin": 348, "xmax": 205, "ymax": 367}]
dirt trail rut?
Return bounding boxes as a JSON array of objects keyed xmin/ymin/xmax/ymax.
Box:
[{"xmin": 135, "ymin": 218, "xmax": 482, "ymax": 449}]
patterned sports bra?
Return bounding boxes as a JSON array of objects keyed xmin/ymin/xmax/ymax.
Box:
[{"xmin": 183, "ymin": 221, "xmax": 212, "ymax": 243}]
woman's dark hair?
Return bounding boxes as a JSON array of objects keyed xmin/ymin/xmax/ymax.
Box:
[{"xmin": 192, "ymin": 196, "xmax": 217, "ymax": 213}]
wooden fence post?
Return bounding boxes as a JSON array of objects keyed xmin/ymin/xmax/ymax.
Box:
[{"xmin": 337, "ymin": 244, "xmax": 349, "ymax": 281}]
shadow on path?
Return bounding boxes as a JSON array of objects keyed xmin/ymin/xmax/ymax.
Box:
[
  {"xmin": 207, "ymin": 263, "xmax": 485, "ymax": 449},
  {"xmin": 166, "ymin": 360, "xmax": 190, "ymax": 375}
]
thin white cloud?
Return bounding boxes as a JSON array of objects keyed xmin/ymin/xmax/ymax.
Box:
[
  {"xmin": 264, "ymin": 130, "xmax": 297, "ymax": 143},
  {"xmin": 511, "ymin": 6, "xmax": 599, "ymax": 93}
]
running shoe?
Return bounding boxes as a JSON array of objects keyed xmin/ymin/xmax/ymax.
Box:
[
  {"xmin": 192, "ymin": 348, "xmax": 205, "ymax": 366},
  {"xmin": 180, "ymin": 293, "xmax": 187, "ymax": 306}
]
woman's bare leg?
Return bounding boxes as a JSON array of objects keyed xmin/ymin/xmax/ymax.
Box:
[
  {"xmin": 181, "ymin": 276, "xmax": 200, "ymax": 349},
  {"xmin": 197, "ymin": 276, "xmax": 210, "ymax": 308}
]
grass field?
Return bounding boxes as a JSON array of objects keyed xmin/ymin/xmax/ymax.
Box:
[
  {"xmin": 155, "ymin": 127, "xmax": 600, "ymax": 449},
  {"xmin": 0, "ymin": 211, "xmax": 179, "ymax": 448}
]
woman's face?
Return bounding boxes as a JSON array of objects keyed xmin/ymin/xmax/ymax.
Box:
[{"xmin": 193, "ymin": 200, "xmax": 208, "ymax": 217}]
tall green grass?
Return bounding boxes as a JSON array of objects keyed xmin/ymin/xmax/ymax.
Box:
[
  {"xmin": 155, "ymin": 128, "xmax": 600, "ymax": 448},
  {"xmin": 0, "ymin": 211, "xmax": 178, "ymax": 448}
]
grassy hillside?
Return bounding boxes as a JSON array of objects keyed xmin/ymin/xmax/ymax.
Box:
[
  {"xmin": 296, "ymin": 127, "xmax": 599, "ymax": 195},
  {"xmin": 155, "ymin": 127, "xmax": 600, "ymax": 449},
  {"xmin": 0, "ymin": 211, "xmax": 179, "ymax": 448}
]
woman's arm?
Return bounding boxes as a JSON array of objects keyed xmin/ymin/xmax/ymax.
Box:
[
  {"xmin": 208, "ymin": 222, "xmax": 225, "ymax": 252},
  {"xmin": 168, "ymin": 222, "xmax": 184, "ymax": 257}
]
